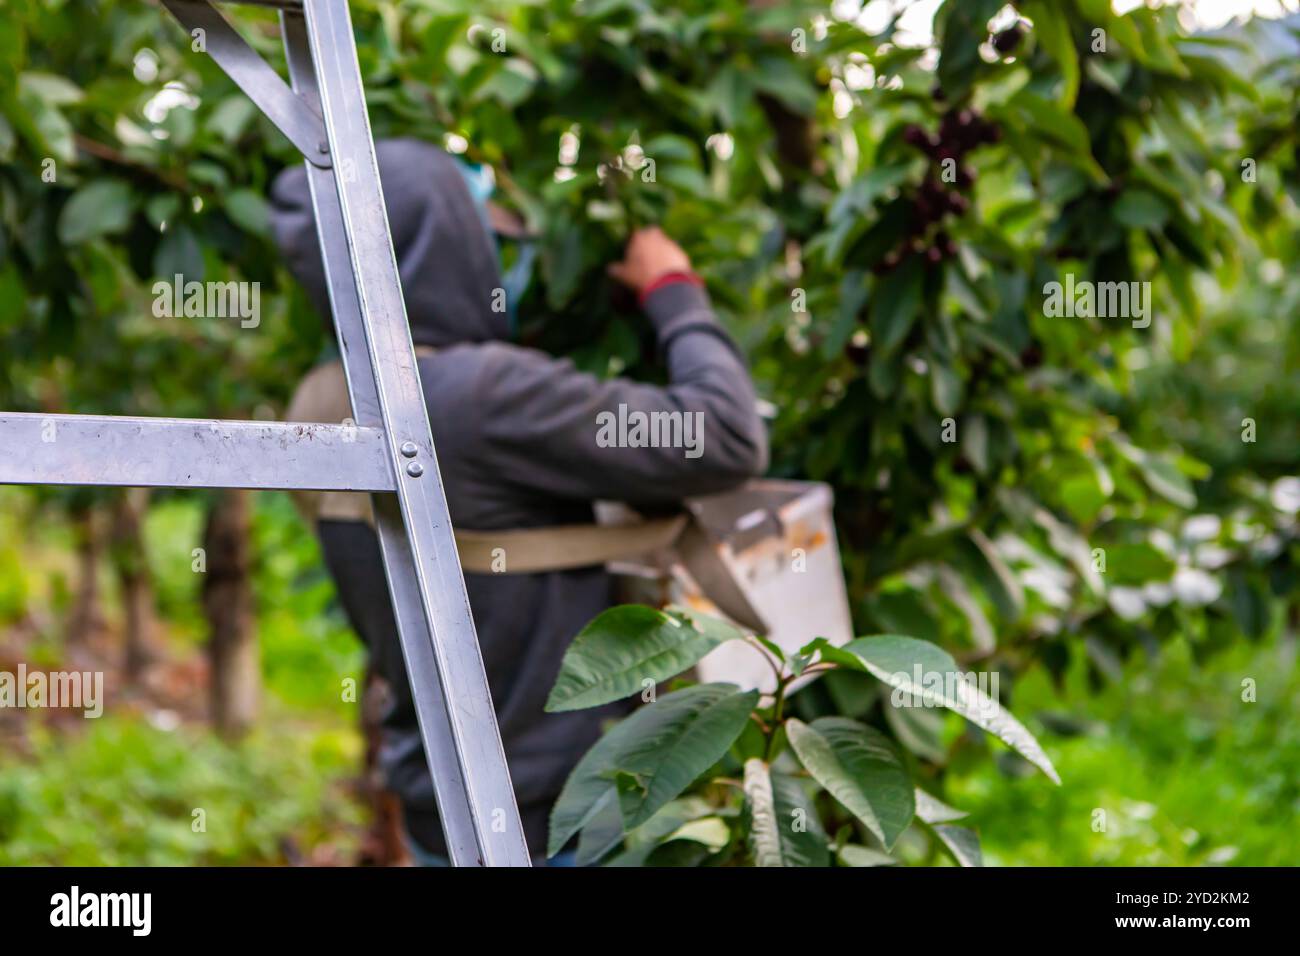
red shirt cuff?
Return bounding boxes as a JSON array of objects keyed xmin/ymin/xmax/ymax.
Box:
[{"xmin": 638, "ymin": 271, "xmax": 704, "ymax": 307}]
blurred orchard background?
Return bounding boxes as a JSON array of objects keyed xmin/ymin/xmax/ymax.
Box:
[{"xmin": 0, "ymin": 0, "xmax": 1297, "ymax": 865}]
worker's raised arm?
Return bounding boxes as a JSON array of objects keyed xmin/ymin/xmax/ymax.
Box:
[{"xmin": 469, "ymin": 228, "xmax": 768, "ymax": 506}]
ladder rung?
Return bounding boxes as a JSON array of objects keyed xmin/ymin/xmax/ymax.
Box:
[{"xmin": 0, "ymin": 413, "xmax": 396, "ymax": 492}]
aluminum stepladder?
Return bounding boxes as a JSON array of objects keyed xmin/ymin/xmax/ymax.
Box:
[{"xmin": 0, "ymin": 0, "xmax": 530, "ymax": 866}]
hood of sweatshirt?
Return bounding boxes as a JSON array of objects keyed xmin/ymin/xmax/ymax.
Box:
[{"xmin": 269, "ymin": 137, "xmax": 508, "ymax": 347}]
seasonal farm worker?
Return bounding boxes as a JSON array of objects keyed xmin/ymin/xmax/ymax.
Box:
[{"xmin": 269, "ymin": 138, "xmax": 767, "ymax": 865}]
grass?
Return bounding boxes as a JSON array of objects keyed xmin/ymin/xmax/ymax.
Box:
[
  {"xmin": 0, "ymin": 714, "xmax": 363, "ymax": 865},
  {"xmin": 0, "ymin": 488, "xmax": 368, "ymax": 865},
  {"xmin": 947, "ymin": 634, "xmax": 1300, "ymax": 866}
]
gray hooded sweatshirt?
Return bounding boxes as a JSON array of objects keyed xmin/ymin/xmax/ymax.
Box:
[{"xmin": 269, "ymin": 139, "xmax": 767, "ymax": 858}]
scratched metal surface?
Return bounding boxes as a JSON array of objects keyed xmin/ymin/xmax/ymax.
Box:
[{"xmin": 0, "ymin": 412, "xmax": 395, "ymax": 491}]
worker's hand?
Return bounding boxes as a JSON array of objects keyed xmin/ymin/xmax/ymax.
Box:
[{"xmin": 607, "ymin": 226, "xmax": 692, "ymax": 294}]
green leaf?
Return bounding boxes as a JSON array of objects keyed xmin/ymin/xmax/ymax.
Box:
[
  {"xmin": 744, "ymin": 759, "xmax": 783, "ymax": 867},
  {"xmin": 57, "ymin": 180, "xmax": 134, "ymax": 245},
  {"xmin": 1229, "ymin": 573, "xmax": 1269, "ymax": 640},
  {"xmin": 929, "ymin": 355, "xmax": 962, "ymax": 416},
  {"xmin": 1003, "ymin": 91, "xmax": 1106, "ymax": 182},
  {"xmin": 868, "ymin": 347, "xmax": 902, "ymax": 398},
  {"xmin": 884, "ymin": 699, "xmax": 947, "ymax": 764},
  {"xmin": 957, "ymin": 530, "xmax": 1025, "ymax": 621},
  {"xmin": 638, "ymin": 133, "xmax": 697, "ymax": 162},
  {"xmin": 613, "ymin": 684, "xmax": 757, "ymax": 829},
  {"xmin": 1113, "ymin": 188, "xmax": 1169, "ymax": 230},
  {"xmin": 751, "ymin": 56, "xmax": 817, "ymax": 116},
  {"xmin": 545, "ymin": 605, "xmax": 745, "ymax": 712},
  {"xmin": 834, "ymin": 635, "xmax": 1061, "ymax": 784},
  {"xmin": 548, "ymin": 735, "xmax": 641, "ymax": 858},
  {"xmin": 937, "ymin": 565, "xmax": 995, "ymax": 654},
  {"xmin": 1030, "ymin": 502, "xmax": 1105, "ymax": 595},
  {"xmin": 837, "ymin": 844, "xmax": 897, "ymax": 866},
  {"xmin": 1105, "ymin": 542, "xmax": 1176, "ymax": 586},
  {"xmin": 932, "ymin": 823, "xmax": 983, "ymax": 866},
  {"xmin": 786, "ymin": 717, "xmax": 914, "ymax": 848},
  {"xmin": 152, "ymin": 224, "xmax": 203, "ymax": 281},
  {"xmin": 542, "ymin": 220, "xmax": 585, "ymax": 309},
  {"xmin": 548, "ymin": 683, "xmax": 758, "ymax": 855},
  {"xmin": 145, "ymin": 194, "xmax": 181, "ymax": 232},
  {"xmin": 1128, "ymin": 7, "xmax": 1189, "ymax": 77},
  {"xmin": 1076, "ymin": 0, "xmax": 1146, "ymax": 62},
  {"xmin": 743, "ymin": 759, "xmax": 828, "ymax": 867},
  {"xmin": 0, "ymin": 114, "xmax": 14, "ymax": 162},
  {"xmin": 600, "ymin": 796, "xmax": 714, "ymax": 867},
  {"xmin": 666, "ymin": 816, "xmax": 730, "ymax": 852},
  {"xmin": 753, "ymin": 633, "xmax": 786, "ymax": 663},
  {"xmin": 704, "ymin": 65, "xmax": 750, "ymax": 128},
  {"xmin": 473, "ymin": 58, "xmax": 539, "ymax": 108},
  {"xmin": 822, "ymin": 669, "xmax": 879, "ymax": 720},
  {"xmin": 914, "ymin": 788, "xmax": 967, "ymax": 823},
  {"xmin": 821, "ymin": 269, "xmax": 868, "ymax": 360},
  {"xmin": 20, "ymin": 72, "xmax": 83, "ymax": 106},
  {"xmin": 225, "ymin": 189, "xmax": 271, "ymax": 236},
  {"xmin": 207, "ymin": 95, "xmax": 258, "ymax": 143},
  {"xmin": 1059, "ymin": 470, "xmax": 1107, "ymax": 523},
  {"xmin": 935, "ymin": 0, "xmax": 1004, "ymax": 100},
  {"xmin": 870, "ymin": 254, "xmax": 922, "ymax": 356},
  {"xmin": 573, "ymin": 789, "xmax": 623, "ymax": 865},
  {"xmin": 1139, "ymin": 455, "xmax": 1196, "ymax": 508},
  {"xmin": 1113, "ymin": 438, "xmax": 1197, "ymax": 509},
  {"xmin": 1024, "ymin": 1, "xmax": 1079, "ymax": 107},
  {"xmin": 14, "ymin": 86, "xmax": 75, "ymax": 164},
  {"xmin": 830, "ymin": 163, "xmax": 916, "ymax": 222}
]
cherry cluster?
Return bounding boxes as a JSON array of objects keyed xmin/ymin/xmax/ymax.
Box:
[{"xmin": 874, "ymin": 107, "xmax": 1001, "ymax": 274}]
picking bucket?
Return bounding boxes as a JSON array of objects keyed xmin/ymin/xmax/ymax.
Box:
[{"xmin": 608, "ymin": 480, "xmax": 854, "ymax": 693}]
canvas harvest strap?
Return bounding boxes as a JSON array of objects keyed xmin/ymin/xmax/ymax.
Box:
[
  {"xmin": 284, "ymin": 355, "xmax": 687, "ymax": 573},
  {"xmin": 455, "ymin": 515, "xmax": 687, "ymax": 573}
]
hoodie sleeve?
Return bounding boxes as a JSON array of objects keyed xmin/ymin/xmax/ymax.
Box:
[{"xmin": 472, "ymin": 282, "xmax": 768, "ymax": 506}]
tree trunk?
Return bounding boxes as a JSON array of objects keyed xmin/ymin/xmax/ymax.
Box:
[
  {"xmin": 749, "ymin": 0, "xmax": 821, "ymax": 177},
  {"xmin": 110, "ymin": 487, "xmax": 158, "ymax": 680},
  {"xmin": 203, "ymin": 489, "xmax": 259, "ymax": 737},
  {"xmin": 67, "ymin": 504, "xmax": 105, "ymax": 646},
  {"xmin": 757, "ymin": 93, "xmax": 820, "ymax": 172}
]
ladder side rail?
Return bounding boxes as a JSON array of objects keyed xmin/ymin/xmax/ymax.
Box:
[
  {"xmin": 292, "ymin": 2, "xmax": 531, "ymax": 866},
  {"xmin": 280, "ymin": 10, "xmax": 487, "ymax": 866}
]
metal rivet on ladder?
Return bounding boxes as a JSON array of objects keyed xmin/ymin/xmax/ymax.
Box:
[
  {"xmin": 400, "ymin": 441, "xmax": 418, "ymax": 458},
  {"xmin": 405, "ymin": 461, "xmax": 424, "ymax": 478},
  {"xmin": 318, "ymin": 140, "xmax": 329, "ymax": 154}
]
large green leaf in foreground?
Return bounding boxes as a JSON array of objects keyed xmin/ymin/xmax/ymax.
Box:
[
  {"xmin": 546, "ymin": 605, "xmax": 745, "ymax": 712},
  {"xmin": 932, "ymin": 824, "xmax": 984, "ymax": 867},
  {"xmin": 743, "ymin": 759, "xmax": 829, "ymax": 867},
  {"xmin": 817, "ymin": 635, "xmax": 1060, "ymax": 784},
  {"xmin": 548, "ymin": 682, "xmax": 757, "ymax": 855},
  {"xmin": 786, "ymin": 716, "xmax": 914, "ymax": 849}
]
